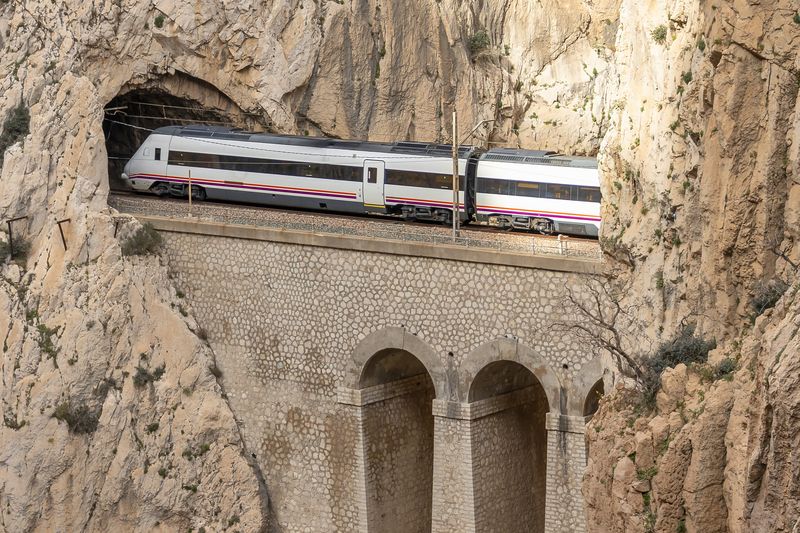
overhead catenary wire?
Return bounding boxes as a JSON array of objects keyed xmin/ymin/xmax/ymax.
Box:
[
  {"xmin": 102, "ymin": 117, "xmax": 478, "ymax": 165},
  {"xmin": 111, "ymin": 114, "xmax": 250, "ymax": 126},
  {"xmin": 126, "ymin": 100, "xmax": 265, "ymax": 117},
  {"xmin": 103, "ymin": 117, "xmax": 593, "ymax": 182}
]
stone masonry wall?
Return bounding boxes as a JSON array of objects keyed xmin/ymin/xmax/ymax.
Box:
[
  {"xmin": 471, "ymin": 401, "xmax": 546, "ymax": 532},
  {"xmin": 361, "ymin": 378, "xmax": 435, "ymax": 533},
  {"xmin": 157, "ymin": 227, "xmax": 607, "ymax": 532},
  {"xmin": 545, "ymin": 414, "xmax": 590, "ymax": 533}
]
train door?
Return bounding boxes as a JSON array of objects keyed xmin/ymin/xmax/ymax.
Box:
[{"xmin": 363, "ymin": 160, "xmax": 385, "ymax": 211}]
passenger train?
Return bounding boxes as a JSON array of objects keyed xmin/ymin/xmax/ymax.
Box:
[{"xmin": 121, "ymin": 125, "xmax": 601, "ymax": 236}]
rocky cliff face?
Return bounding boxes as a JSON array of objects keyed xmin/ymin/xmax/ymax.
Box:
[
  {"xmin": 584, "ymin": 280, "xmax": 800, "ymax": 532},
  {"xmin": 583, "ymin": 0, "xmax": 800, "ymax": 531},
  {"xmin": 599, "ymin": 0, "xmax": 799, "ymax": 336},
  {"xmin": 0, "ymin": 0, "xmax": 798, "ymax": 530},
  {"xmin": 0, "ymin": 0, "xmax": 616, "ymax": 529}
]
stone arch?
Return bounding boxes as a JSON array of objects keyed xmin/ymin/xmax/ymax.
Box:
[
  {"xmin": 569, "ymin": 355, "xmax": 613, "ymax": 417},
  {"xmin": 347, "ymin": 327, "xmax": 440, "ymax": 533},
  {"xmin": 345, "ymin": 326, "xmax": 448, "ymax": 399},
  {"xmin": 459, "ymin": 337, "xmax": 561, "ymax": 410},
  {"xmin": 462, "ymin": 345, "xmax": 554, "ymax": 533},
  {"xmin": 583, "ymin": 379, "xmax": 605, "ymax": 417}
]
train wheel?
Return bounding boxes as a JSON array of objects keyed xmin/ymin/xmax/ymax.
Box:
[
  {"xmin": 532, "ymin": 218, "xmax": 554, "ymax": 234},
  {"xmin": 150, "ymin": 182, "xmax": 170, "ymax": 196},
  {"xmin": 190, "ymin": 186, "xmax": 206, "ymax": 201}
]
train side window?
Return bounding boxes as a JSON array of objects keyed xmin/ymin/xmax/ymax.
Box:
[
  {"xmin": 544, "ymin": 183, "xmax": 572, "ymax": 200},
  {"xmin": 477, "ymin": 178, "xmax": 509, "ymax": 195},
  {"xmin": 576, "ymin": 186, "xmax": 601, "ymax": 202},
  {"xmin": 154, "ymin": 148, "xmax": 161, "ymax": 161},
  {"xmin": 515, "ymin": 181, "xmax": 542, "ymax": 198},
  {"xmin": 168, "ymin": 151, "xmax": 185, "ymax": 166},
  {"xmin": 368, "ymin": 167, "xmax": 377, "ymax": 183}
]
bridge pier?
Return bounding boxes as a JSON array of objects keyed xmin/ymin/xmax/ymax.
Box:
[
  {"xmin": 340, "ymin": 393, "xmax": 591, "ymax": 533},
  {"xmin": 544, "ymin": 414, "xmax": 589, "ymax": 532},
  {"xmin": 339, "ymin": 372, "xmax": 435, "ymax": 533},
  {"xmin": 430, "ymin": 392, "xmax": 547, "ymax": 533}
]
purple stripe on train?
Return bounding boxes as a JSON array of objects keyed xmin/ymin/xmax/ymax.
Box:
[
  {"xmin": 477, "ymin": 208, "xmax": 600, "ymax": 223},
  {"xmin": 131, "ymin": 174, "xmax": 357, "ymax": 199}
]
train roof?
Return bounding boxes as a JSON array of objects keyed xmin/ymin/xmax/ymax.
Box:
[
  {"xmin": 480, "ymin": 147, "xmax": 598, "ymax": 169},
  {"xmin": 153, "ymin": 125, "xmax": 598, "ymax": 167},
  {"xmin": 153, "ymin": 125, "xmax": 474, "ymax": 158}
]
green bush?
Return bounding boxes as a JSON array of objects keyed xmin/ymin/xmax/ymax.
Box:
[
  {"xmin": 53, "ymin": 401, "xmax": 100, "ymax": 434},
  {"xmin": 714, "ymin": 357, "xmax": 736, "ymax": 381},
  {"xmin": 468, "ymin": 30, "xmax": 491, "ymax": 56},
  {"xmin": 133, "ymin": 365, "xmax": 166, "ymax": 388},
  {"xmin": 750, "ymin": 278, "xmax": 788, "ymax": 317},
  {"xmin": 651, "ymin": 25, "xmax": 668, "ymax": 44},
  {"xmin": 0, "ymin": 235, "xmax": 30, "ymax": 261},
  {"xmin": 154, "ymin": 14, "xmax": 165, "ymax": 28},
  {"xmin": 637, "ymin": 466, "xmax": 658, "ymax": 481},
  {"xmin": 639, "ymin": 325, "xmax": 716, "ymax": 408},
  {"xmin": 0, "ymin": 103, "xmax": 30, "ymax": 165},
  {"xmin": 122, "ymin": 223, "xmax": 163, "ymax": 256},
  {"xmin": 697, "ymin": 37, "xmax": 706, "ymax": 51}
]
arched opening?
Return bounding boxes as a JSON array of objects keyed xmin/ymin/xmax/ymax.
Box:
[
  {"xmin": 583, "ymin": 378, "xmax": 605, "ymax": 417},
  {"xmin": 468, "ymin": 361, "xmax": 549, "ymax": 533},
  {"xmin": 102, "ymin": 72, "xmax": 268, "ymax": 190},
  {"xmin": 358, "ymin": 349, "xmax": 435, "ymax": 533}
]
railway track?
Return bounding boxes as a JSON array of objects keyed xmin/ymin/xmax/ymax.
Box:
[{"xmin": 107, "ymin": 189, "xmax": 599, "ymax": 244}]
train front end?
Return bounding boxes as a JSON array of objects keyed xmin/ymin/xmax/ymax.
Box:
[{"xmin": 120, "ymin": 132, "xmax": 171, "ymax": 192}]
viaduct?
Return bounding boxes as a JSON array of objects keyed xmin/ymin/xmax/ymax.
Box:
[{"xmin": 136, "ymin": 214, "xmax": 613, "ymax": 533}]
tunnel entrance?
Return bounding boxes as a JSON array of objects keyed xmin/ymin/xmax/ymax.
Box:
[
  {"xmin": 468, "ymin": 360, "xmax": 549, "ymax": 533},
  {"xmin": 102, "ymin": 73, "xmax": 268, "ymax": 190},
  {"xmin": 358, "ymin": 348, "xmax": 435, "ymax": 533}
]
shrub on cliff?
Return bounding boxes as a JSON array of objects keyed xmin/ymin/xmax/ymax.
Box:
[
  {"xmin": 651, "ymin": 25, "xmax": 667, "ymax": 44},
  {"xmin": 639, "ymin": 325, "xmax": 716, "ymax": 408},
  {"xmin": 750, "ymin": 278, "xmax": 788, "ymax": 318},
  {"xmin": 52, "ymin": 402, "xmax": 100, "ymax": 434},
  {"xmin": 0, "ymin": 234, "xmax": 30, "ymax": 262},
  {"xmin": 468, "ymin": 30, "xmax": 491, "ymax": 57},
  {"xmin": 121, "ymin": 223, "xmax": 163, "ymax": 256},
  {"xmin": 0, "ymin": 103, "xmax": 30, "ymax": 166}
]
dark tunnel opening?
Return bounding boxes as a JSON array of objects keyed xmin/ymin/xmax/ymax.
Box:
[{"xmin": 102, "ymin": 75, "xmax": 269, "ymax": 190}]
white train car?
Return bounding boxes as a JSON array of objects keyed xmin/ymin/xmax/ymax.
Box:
[
  {"xmin": 474, "ymin": 149, "xmax": 601, "ymax": 236},
  {"xmin": 122, "ymin": 126, "xmax": 601, "ymax": 236},
  {"xmin": 122, "ymin": 126, "xmax": 471, "ymax": 223}
]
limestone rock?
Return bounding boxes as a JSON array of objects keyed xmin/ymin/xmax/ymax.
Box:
[
  {"xmin": 657, "ymin": 364, "xmax": 687, "ymax": 414},
  {"xmin": 585, "ymin": 281, "xmax": 800, "ymax": 532},
  {"xmin": 0, "ymin": 0, "xmax": 798, "ymax": 530}
]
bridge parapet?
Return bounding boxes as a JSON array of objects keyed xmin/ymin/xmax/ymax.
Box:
[{"xmin": 110, "ymin": 193, "xmax": 603, "ymax": 260}]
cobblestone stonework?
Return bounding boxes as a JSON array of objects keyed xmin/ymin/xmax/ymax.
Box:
[{"xmin": 156, "ymin": 226, "xmax": 611, "ymax": 532}]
